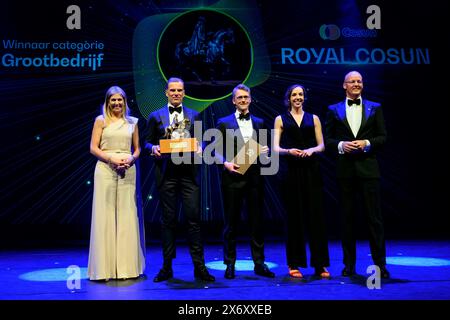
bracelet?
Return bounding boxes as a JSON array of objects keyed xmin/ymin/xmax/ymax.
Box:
[{"xmin": 131, "ymin": 155, "xmax": 136, "ymax": 162}]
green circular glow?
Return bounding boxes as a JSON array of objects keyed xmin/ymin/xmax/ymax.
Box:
[{"xmin": 156, "ymin": 7, "xmax": 254, "ymax": 102}]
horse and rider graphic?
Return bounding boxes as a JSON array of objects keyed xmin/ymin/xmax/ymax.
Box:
[{"xmin": 175, "ymin": 16, "xmax": 235, "ymax": 83}]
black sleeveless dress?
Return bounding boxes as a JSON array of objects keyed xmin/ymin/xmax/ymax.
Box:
[{"xmin": 279, "ymin": 111, "xmax": 330, "ymax": 268}]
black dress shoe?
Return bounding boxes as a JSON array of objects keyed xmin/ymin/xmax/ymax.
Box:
[
  {"xmin": 194, "ymin": 267, "xmax": 215, "ymax": 282},
  {"xmin": 254, "ymin": 263, "xmax": 275, "ymax": 278},
  {"xmin": 379, "ymin": 265, "xmax": 390, "ymax": 279},
  {"xmin": 153, "ymin": 268, "xmax": 173, "ymax": 282},
  {"xmin": 341, "ymin": 266, "xmax": 356, "ymax": 277},
  {"xmin": 224, "ymin": 264, "xmax": 235, "ymax": 279}
]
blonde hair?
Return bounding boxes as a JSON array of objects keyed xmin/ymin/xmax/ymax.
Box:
[{"xmin": 102, "ymin": 86, "xmax": 131, "ymax": 125}]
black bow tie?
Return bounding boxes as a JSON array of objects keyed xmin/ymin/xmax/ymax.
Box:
[
  {"xmin": 169, "ymin": 106, "xmax": 182, "ymax": 114},
  {"xmin": 238, "ymin": 112, "xmax": 250, "ymax": 120},
  {"xmin": 348, "ymin": 98, "xmax": 361, "ymax": 106}
]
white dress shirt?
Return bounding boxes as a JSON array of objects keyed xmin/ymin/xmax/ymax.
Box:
[
  {"xmin": 346, "ymin": 97, "xmax": 362, "ymax": 138},
  {"xmin": 168, "ymin": 103, "xmax": 184, "ymax": 124},
  {"xmin": 235, "ymin": 110, "xmax": 253, "ymax": 143},
  {"xmin": 338, "ymin": 97, "xmax": 370, "ymax": 154}
]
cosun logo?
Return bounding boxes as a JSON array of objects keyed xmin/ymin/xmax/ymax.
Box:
[
  {"xmin": 319, "ymin": 24, "xmax": 378, "ymax": 40},
  {"xmin": 319, "ymin": 24, "xmax": 341, "ymax": 40}
]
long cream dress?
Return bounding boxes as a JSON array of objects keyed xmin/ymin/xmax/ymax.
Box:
[{"xmin": 88, "ymin": 116, "xmax": 145, "ymax": 280}]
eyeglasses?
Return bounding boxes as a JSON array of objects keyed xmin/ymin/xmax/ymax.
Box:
[
  {"xmin": 345, "ymin": 80, "xmax": 363, "ymax": 84},
  {"xmin": 235, "ymin": 95, "xmax": 250, "ymax": 101}
]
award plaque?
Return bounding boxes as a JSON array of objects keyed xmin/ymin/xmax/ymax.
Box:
[
  {"xmin": 159, "ymin": 115, "xmax": 198, "ymax": 153},
  {"xmin": 231, "ymin": 137, "xmax": 263, "ymax": 175},
  {"xmin": 160, "ymin": 137, "xmax": 198, "ymax": 153}
]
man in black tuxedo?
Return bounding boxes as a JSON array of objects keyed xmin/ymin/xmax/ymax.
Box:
[
  {"xmin": 325, "ymin": 71, "xmax": 390, "ymax": 278},
  {"xmin": 145, "ymin": 77, "xmax": 214, "ymax": 282},
  {"xmin": 214, "ymin": 84, "xmax": 275, "ymax": 279}
]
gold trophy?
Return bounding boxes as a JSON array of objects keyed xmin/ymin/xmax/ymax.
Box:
[{"xmin": 160, "ymin": 114, "xmax": 198, "ymax": 153}]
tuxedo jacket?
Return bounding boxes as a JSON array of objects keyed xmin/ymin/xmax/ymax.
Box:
[
  {"xmin": 145, "ymin": 106, "xmax": 200, "ymax": 187},
  {"xmin": 324, "ymin": 99, "xmax": 387, "ymax": 179},
  {"xmin": 214, "ymin": 113, "xmax": 266, "ymax": 188}
]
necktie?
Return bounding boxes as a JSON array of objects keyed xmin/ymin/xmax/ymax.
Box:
[
  {"xmin": 169, "ymin": 106, "xmax": 182, "ymax": 114},
  {"xmin": 348, "ymin": 98, "xmax": 361, "ymax": 106},
  {"xmin": 238, "ymin": 112, "xmax": 250, "ymax": 120}
]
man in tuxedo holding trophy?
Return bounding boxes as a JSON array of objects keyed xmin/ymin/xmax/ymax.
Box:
[{"xmin": 145, "ymin": 77, "xmax": 215, "ymax": 282}]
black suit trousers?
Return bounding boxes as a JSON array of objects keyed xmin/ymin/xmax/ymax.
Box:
[
  {"xmin": 158, "ymin": 162, "xmax": 205, "ymax": 268},
  {"xmin": 222, "ymin": 173, "xmax": 265, "ymax": 266},
  {"xmin": 338, "ymin": 177, "xmax": 386, "ymax": 267}
]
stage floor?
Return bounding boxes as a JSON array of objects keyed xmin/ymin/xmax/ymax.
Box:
[{"xmin": 1, "ymin": 240, "xmax": 449, "ymax": 300}]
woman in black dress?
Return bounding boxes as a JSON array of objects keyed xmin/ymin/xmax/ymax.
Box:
[{"xmin": 273, "ymin": 84, "xmax": 330, "ymax": 278}]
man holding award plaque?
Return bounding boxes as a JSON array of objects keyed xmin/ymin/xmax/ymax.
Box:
[
  {"xmin": 214, "ymin": 84, "xmax": 275, "ymax": 279},
  {"xmin": 145, "ymin": 77, "xmax": 215, "ymax": 282}
]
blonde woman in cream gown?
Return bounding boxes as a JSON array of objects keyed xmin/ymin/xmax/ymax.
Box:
[{"xmin": 88, "ymin": 86, "xmax": 145, "ymax": 281}]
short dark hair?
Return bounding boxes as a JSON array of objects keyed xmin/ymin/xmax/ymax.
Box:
[
  {"xmin": 232, "ymin": 83, "xmax": 251, "ymax": 98},
  {"xmin": 166, "ymin": 77, "xmax": 184, "ymax": 89}
]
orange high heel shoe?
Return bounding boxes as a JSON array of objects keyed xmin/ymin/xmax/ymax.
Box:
[
  {"xmin": 315, "ymin": 267, "xmax": 331, "ymax": 279},
  {"xmin": 288, "ymin": 267, "xmax": 303, "ymax": 278}
]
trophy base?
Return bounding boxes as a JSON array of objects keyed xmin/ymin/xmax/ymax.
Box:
[{"xmin": 160, "ymin": 138, "xmax": 198, "ymax": 153}]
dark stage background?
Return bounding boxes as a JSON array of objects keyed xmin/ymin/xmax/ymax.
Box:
[{"xmin": 1, "ymin": 0, "xmax": 449, "ymax": 247}]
